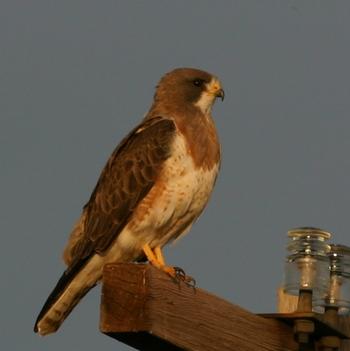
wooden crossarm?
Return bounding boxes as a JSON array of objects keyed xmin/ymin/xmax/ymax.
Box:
[{"xmin": 100, "ymin": 263, "xmax": 298, "ymax": 351}]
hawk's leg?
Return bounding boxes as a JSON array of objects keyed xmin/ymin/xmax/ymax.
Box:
[
  {"xmin": 142, "ymin": 244, "xmax": 195, "ymax": 286},
  {"xmin": 154, "ymin": 246, "xmax": 165, "ymax": 266}
]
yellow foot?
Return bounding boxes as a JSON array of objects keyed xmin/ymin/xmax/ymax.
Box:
[{"xmin": 142, "ymin": 244, "xmax": 196, "ymax": 286}]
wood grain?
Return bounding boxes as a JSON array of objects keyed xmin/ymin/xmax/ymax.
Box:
[
  {"xmin": 100, "ymin": 263, "xmax": 298, "ymax": 351},
  {"xmin": 339, "ymin": 316, "xmax": 350, "ymax": 351}
]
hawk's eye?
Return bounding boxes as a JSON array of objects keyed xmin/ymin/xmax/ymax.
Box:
[{"xmin": 193, "ymin": 79, "xmax": 204, "ymax": 87}]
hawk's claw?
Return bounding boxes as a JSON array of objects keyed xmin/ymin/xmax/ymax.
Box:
[
  {"xmin": 174, "ymin": 266, "xmax": 186, "ymax": 277},
  {"xmin": 173, "ymin": 266, "xmax": 196, "ymax": 287}
]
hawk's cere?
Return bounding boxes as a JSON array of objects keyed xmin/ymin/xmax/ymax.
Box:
[{"xmin": 34, "ymin": 68, "xmax": 224, "ymax": 335}]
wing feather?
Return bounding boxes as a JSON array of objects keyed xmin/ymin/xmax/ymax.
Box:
[{"xmin": 66, "ymin": 116, "xmax": 176, "ymax": 267}]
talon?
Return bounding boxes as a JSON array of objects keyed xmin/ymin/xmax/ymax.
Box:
[
  {"xmin": 142, "ymin": 244, "xmax": 196, "ymax": 287},
  {"xmin": 185, "ymin": 276, "xmax": 196, "ymax": 287},
  {"xmin": 158, "ymin": 265, "xmax": 195, "ymax": 287},
  {"xmin": 182, "ymin": 274, "xmax": 196, "ymax": 287},
  {"xmin": 174, "ymin": 266, "xmax": 196, "ymax": 287},
  {"xmin": 174, "ymin": 266, "xmax": 186, "ymax": 277}
]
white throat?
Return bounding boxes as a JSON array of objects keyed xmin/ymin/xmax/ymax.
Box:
[{"xmin": 194, "ymin": 92, "xmax": 216, "ymax": 114}]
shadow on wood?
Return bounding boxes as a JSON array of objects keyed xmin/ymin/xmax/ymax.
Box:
[{"xmin": 100, "ymin": 263, "xmax": 298, "ymax": 351}]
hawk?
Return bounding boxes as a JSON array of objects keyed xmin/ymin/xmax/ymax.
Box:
[{"xmin": 34, "ymin": 67, "xmax": 224, "ymax": 335}]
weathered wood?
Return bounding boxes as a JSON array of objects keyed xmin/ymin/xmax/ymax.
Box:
[
  {"xmin": 338, "ymin": 316, "xmax": 350, "ymax": 351},
  {"xmin": 277, "ymin": 287, "xmax": 299, "ymax": 313},
  {"xmin": 100, "ymin": 263, "xmax": 298, "ymax": 351}
]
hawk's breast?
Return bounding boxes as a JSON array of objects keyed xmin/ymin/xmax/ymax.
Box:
[{"xmin": 124, "ymin": 130, "xmax": 220, "ymax": 249}]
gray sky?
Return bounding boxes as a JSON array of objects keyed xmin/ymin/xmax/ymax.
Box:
[{"xmin": 1, "ymin": 1, "xmax": 350, "ymax": 350}]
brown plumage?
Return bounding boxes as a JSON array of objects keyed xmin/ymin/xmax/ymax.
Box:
[
  {"xmin": 34, "ymin": 67, "xmax": 224, "ymax": 335},
  {"xmin": 64, "ymin": 117, "xmax": 176, "ymax": 267}
]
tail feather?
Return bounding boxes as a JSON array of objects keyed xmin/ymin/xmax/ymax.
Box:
[{"xmin": 34, "ymin": 255, "xmax": 101, "ymax": 335}]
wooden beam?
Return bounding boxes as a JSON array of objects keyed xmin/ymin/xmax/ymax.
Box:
[
  {"xmin": 339, "ymin": 316, "xmax": 350, "ymax": 351},
  {"xmin": 100, "ymin": 263, "xmax": 298, "ymax": 351}
]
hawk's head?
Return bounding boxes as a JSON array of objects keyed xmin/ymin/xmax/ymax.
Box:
[{"xmin": 154, "ymin": 68, "xmax": 224, "ymax": 114}]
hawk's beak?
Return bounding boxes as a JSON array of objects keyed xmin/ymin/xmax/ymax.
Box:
[
  {"xmin": 207, "ymin": 80, "xmax": 225, "ymax": 102},
  {"xmin": 215, "ymin": 89, "xmax": 225, "ymax": 101}
]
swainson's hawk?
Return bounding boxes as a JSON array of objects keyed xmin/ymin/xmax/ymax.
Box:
[{"xmin": 34, "ymin": 67, "xmax": 224, "ymax": 335}]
